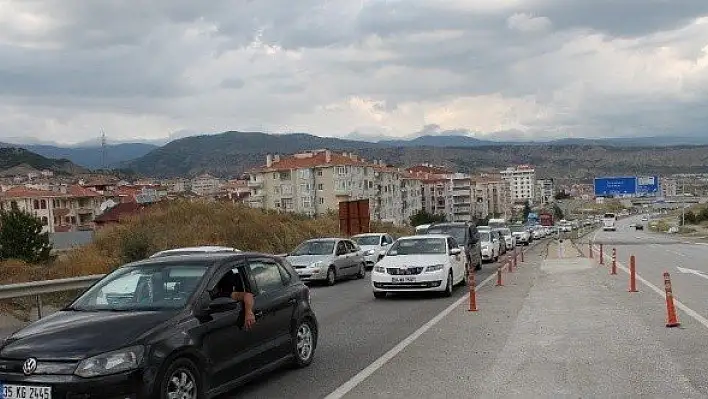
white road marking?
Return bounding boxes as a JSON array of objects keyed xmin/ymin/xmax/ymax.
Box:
[
  {"xmin": 324, "ymin": 271, "xmax": 499, "ymax": 399},
  {"xmin": 595, "ymin": 246, "xmax": 708, "ymax": 330},
  {"xmin": 676, "ymin": 266, "xmax": 708, "ymax": 281}
]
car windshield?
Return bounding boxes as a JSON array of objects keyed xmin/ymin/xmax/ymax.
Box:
[
  {"xmin": 353, "ymin": 236, "xmax": 380, "ymax": 246},
  {"xmin": 510, "ymin": 226, "xmax": 525, "ymax": 233},
  {"xmin": 426, "ymin": 226, "xmax": 465, "ymax": 243},
  {"xmin": 604, "ymin": 213, "xmax": 616, "ymax": 219},
  {"xmin": 480, "ymin": 232, "xmax": 492, "ymax": 242},
  {"xmin": 389, "ymin": 238, "xmax": 447, "ymax": 255},
  {"xmin": 500, "ymin": 228, "xmax": 512, "ymax": 236},
  {"xmin": 291, "ymin": 240, "xmax": 335, "ymax": 256},
  {"xmin": 69, "ymin": 263, "xmax": 210, "ymax": 311}
]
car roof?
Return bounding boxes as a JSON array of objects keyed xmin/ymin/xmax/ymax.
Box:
[
  {"xmin": 150, "ymin": 246, "xmax": 240, "ymax": 258},
  {"xmin": 303, "ymin": 237, "xmax": 345, "ymax": 242},
  {"xmin": 399, "ymin": 234, "xmax": 449, "ymax": 240},
  {"xmin": 351, "ymin": 233, "xmax": 386, "ymax": 237},
  {"xmin": 121, "ymin": 251, "xmax": 276, "ymax": 268}
]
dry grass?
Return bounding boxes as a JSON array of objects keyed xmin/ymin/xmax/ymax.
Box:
[{"xmin": 0, "ymin": 200, "xmax": 414, "ymax": 284}]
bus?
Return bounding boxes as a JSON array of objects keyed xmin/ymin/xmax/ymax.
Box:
[{"xmin": 602, "ymin": 213, "xmax": 617, "ymax": 232}]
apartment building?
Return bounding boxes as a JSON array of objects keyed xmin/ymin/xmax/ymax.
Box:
[
  {"xmin": 446, "ymin": 173, "xmax": 474, "ymax": 222},
  {"xmin": 191, "ymin": 174, "xmax": 221, "ymax": 196},
  {"xmin": 419, "ymin": 177, "xmax": 449, "ymax": 216},
  {"xmin": 536, "ymin": 178, "xmax": 555, "ymax": 205},
  {"xmin": 246, "ymin": 150, "xmax": 421, "ymax": 225},
  {"xmin": 501, "ymin": 165, "xmax": 536, "ymax": 204},
  {"xmin": 472, "ymin": 175, "xmax": 512, "ymax": 220},
  {"xmin": 660, "ymin": 178, "xmax": 678, "ymax": 197},
  {"xmin": 0, "ymin": 185, "xmax": 104, "ymax": 233}
]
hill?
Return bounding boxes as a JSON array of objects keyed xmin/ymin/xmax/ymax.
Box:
[
  {"xmin": 125, "ymin": 131, "xmax": 387, "ymax": 177},
  {"xmin": 0, "ymin": 147, "xmax": 87, "ymax": 176},
  {"xmin": 15, "ymin": 143, "xmax": 158, "ymax": 169},
  {"xmin": 124, "ymin": 131, "xmax": 708, "ymax": 180}
]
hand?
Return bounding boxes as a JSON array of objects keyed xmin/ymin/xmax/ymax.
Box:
[{"xmin": 244, "ymin": 310, "xmax": 256, "ymax": 330}]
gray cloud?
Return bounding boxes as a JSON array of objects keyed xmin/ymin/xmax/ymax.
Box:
[{"xmin": 0, "ymin": 0, "xmax": 706, "ymax": 144}]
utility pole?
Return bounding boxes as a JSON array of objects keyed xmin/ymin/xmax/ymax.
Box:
[{"xmin": 681, "ymin": 177, "xmax": 685, "ymax": 226}]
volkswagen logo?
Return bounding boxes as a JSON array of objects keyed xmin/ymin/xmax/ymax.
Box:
[{"xmin": 22, "ymin": 358, "xmax": 37, "ymax": 375}]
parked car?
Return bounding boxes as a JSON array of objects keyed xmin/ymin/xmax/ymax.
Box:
[
  {"xmin": 424, "ymin": 222, "xmax": 482, "ymax": 272},
  {"xmin": 479, "ymin": 231, "xmax": 500, "ymax": 262},
  {"xmin": 150, "ymin": 246, "xmax": 240, "ymax": 258},
  {"xmin": 372, "ymin": 235, "xmax": 466, "ymax": 298},
  {"xmin": 285, "ymin": 238, "xmax": 366, "ymax": 285},
  {"xmin": 351, "ymin": 233, "xmax": 395, "ymax": 269},
  {"xmin": 0, "ymin": 252, "xmax": 318, "ymax": 399},
  {"xmin": 491, "ymin": 229, "xmax": 507, "ymax": 255}
]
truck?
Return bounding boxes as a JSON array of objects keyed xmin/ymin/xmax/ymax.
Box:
[{"xmin": 539, "ymin": 213, "xmax": 554, "ymax": 226}]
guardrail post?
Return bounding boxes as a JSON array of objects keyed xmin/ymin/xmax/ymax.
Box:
[{"xmin": 35, "ymin": 295, "xmax": 43, "ymax": 319}]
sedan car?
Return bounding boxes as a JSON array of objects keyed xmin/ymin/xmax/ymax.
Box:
[
  {"xmin": 497, "ymin": 227, "xmax": 516, "ymax": 250},
  {"xmin": 0, "ymin": 252, "xmax": 318, "ymax": 399},
  {"xmin": 371, "ymin": 235, "xmax": 466, "ymax": 298},
  {"xmin": 351, "ymin": 233, "xmax": 394, "ymax": 269},
  {"xmin": 285, "ymin": 238, "xmax": 366, "ymax": 285},
  {"xmin": 479, "ymin": 231, "xmax": 500, "ymax": 262}
]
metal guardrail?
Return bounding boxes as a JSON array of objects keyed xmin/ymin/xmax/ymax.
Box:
[{"xmin": 0, "ymin": 274, "xmax": 104, "ymax": 319}]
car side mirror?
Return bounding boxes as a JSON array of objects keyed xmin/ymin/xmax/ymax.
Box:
[
  {"xmin": 208, "ymin": 297, "xmax": 241, "ymax": 314},
  {"xmin": 450, "ymin": 248, "xmax": 462, "ymax": 256}
]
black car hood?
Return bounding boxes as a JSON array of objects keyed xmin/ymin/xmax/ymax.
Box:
[{"xmin": 0, "ymin": 310, "xmax": 176, "ymax": 361}]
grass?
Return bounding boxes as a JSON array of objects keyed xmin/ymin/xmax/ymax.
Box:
[{"xmin": 0, "ymin": 200, "xmax": 414, "ymax": 284}]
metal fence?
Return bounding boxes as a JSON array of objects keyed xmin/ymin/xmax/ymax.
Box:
[{"xmin": 0, "ymin": 274, "xmax": 104, "ymax": 319}]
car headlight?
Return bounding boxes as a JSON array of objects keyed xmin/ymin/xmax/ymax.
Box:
[
  {"xmin": 75, "ymin": 345, "xmax": 144, "ymax": 378},
  {"xmin": 425, "ymin": 264, "xmax": 444, "ymax": 272},
  {"xmin": 374, "ymin": 266, "xmax": 385, "ymax": 273},
  {"xmin": 365, "ymin": 249, "xmax": 376, "ymax": 256}
]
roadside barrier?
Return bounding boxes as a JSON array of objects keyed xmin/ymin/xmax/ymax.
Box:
[
  {"xmin": 600, "ymin": 244, "xmax": 604, "ymax": 265},
  {"xmin": 589, "ymin": 242, "xmax": 593, "ymax": 259},
  {"xmin": 629, "ymin": 255, "xmax": 638, "ymax": 293},
  {"xmin": 496, "ymin": 265, "xmax": 503, "ymax": 287},
  {"xmin": 468, "ymin": 271, "xmax": 477, "ymax": 312},
  {"xmin": 521, "ymin": 249, "xmax": 525, "ymax": 263},
  {"xmin": 663, "ymin": 271, "xmax": 680, "ymax": 328},
  {"xmin": 513, "ymin": 248, "xmax": 518, "ymax": 268},
  {"xmin": 611, "ymin": 248, "xmax": 617, "ymax": 275},
  {"xmin": 508, "ymin": 257, "xmax": 514, "ymax": 273}
]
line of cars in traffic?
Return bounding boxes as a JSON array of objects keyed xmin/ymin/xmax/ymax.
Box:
[{"xmin": 0, "ymin": 221, "xmax": 551, "ymax": 399}]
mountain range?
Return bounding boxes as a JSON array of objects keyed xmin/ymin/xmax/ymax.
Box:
[{"xmin": 2, "ymin": 131, "xmax": 708, "ymax": 180}]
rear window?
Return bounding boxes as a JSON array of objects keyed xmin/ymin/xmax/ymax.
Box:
[{"xmin": 426, "ymin": 226, "xmax": 466, "ymax": 243}]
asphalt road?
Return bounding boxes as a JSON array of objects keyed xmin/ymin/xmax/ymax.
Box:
[{"xmin": 228, "ymin": 244, "xmax": 539, "ymax": 399}]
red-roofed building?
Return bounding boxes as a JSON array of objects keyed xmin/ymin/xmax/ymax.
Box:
[
  {"xmin": 0, "ymin": 185, "xmax": 107, "ymax": 233},
  {"xmin": 245, "ymin": 149, "xmax": 423, "ymax": 225},
  {"xmin": 94, "ymin": 202, "xmax": 148, "ymax": 229}
]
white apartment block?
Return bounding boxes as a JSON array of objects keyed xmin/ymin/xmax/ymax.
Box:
[
  {"xmin": 246, "ymin": 150, "xmax": 421, "ymax": 226},
  {"xmin": 501, "ymin": 165, "xmax": 536, "ymax": 204},
  {"xmin": 536, "ymin": 178, "xmax": 555, "ymax": 205},
  {"xmin": 447, "ymin": 173, "xmax": 474, "ymax": 222},
  {"xmin": 660, "ymin": 178, "xmax": 678, "ymax": 197},
  {"xmin": 190, "ymin": 174, "xmax": 221, "ymax": 196},
  {"xmin": 419, "ymin": 178, "xmax": 449, "ymax": 216}
]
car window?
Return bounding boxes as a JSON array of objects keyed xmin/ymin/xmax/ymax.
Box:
[
  {"xmin": 345, "ymin": 241, "xmax": 357, "ymax": 253},
  {"xmin": 447, "ymin": 237, "xmax": 458, "ymax": 250},
  {"xmin": 248, "ymin": 259, "xmax": 286, "ymax": 295},
  {"xmin": 336, "ymin": 241, "xmax": 347, "ymax": 255},
  {"xmin": 385, "ymin": 235, "xmax": 394, "ymax": 245}
]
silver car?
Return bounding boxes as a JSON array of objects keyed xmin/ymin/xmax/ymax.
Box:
[
  {"xmin": 286, "ymin": 238, "xmax": 366, "ymax": 285},
  {"xmin": 351, "ymin": 233, "xmax": 394, "ymax": 269}
]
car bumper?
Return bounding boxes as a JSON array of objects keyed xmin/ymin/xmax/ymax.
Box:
[
  {"xmin": 371, "ymin": 270, "xmax": 446, "ymax": 292},
  {"xmin": 481, "ymin": 248, "xmax": 494, "ymax": 260},
  {"xmin": 0, "ymin": 369, "xmax": 148, "ymax": 399},
  {"xmin": 363, "ymin": 254, "xmax": 380, "ymax": 267},
  {"xmin": 293, "ymin": 267, "xmax": 328, "ymax": 281}
]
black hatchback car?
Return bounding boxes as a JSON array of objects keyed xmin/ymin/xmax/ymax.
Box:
[
  {"xmin": 0, "ymin": 252, "xmax": 318, "ymax": 399},
  {"xmin": 425, "ymin": 222, "xmax": 483, "ymax": 272}
]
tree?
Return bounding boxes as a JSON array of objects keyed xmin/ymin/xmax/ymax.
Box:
[
  {"xmin": 410, "ymin": 209, "xmax": 446, "ymax": 226},
  {"xmin": 522, "ymin": 201, "xmax": 532, "ymax": 223},
  {"xmin": 553, "ymin": 204, "xmax": 564, "ymax": 221},
  {"xmin": 0, "ymin": 208, "xmax": 52, "ymax": 263}
]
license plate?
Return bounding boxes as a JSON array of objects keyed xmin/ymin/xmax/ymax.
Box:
[
  {"xmin": 0, "ymin": 384, "xmax": 52, "ymax": 399},
  {"xmin": 392, "ymin": 276, "xmax": 416, "ymax": 283}
]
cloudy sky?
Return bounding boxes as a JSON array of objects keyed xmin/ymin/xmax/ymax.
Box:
[{"xmin": 1, "ymin": 0, "xmax": 707, "ymax": 145}]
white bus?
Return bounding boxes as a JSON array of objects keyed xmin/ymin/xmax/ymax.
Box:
[{"xmin": 602, "ymin": 213, "xmax": 617, "ymax": 231}]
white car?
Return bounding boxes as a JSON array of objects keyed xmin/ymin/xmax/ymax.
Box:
[
  {"xmin": 351, "ymin": 233, "xmax": 394, "ymax": 269},
  {"xmin": 372, "ymin": 235, "xmax": 466, "ymax": 298},
  {"xmin": 479, "ymin": 231, "xmax": 500, "ymax": 262},
  {"xmin": 498, "ymin": 227, "xmax": 516, "ymax": 249},
  {"xmin": 149, "ymin": 246, "xmax": 240, "ymax": 258}
]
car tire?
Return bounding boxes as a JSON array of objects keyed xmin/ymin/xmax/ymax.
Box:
[
  {"xmin": 357, "ymin": 263, "xmax": 366, "ymax": 279},
  {"xmin": 156, "ymin": 357, "xmax": 203, "ymax": 399},
  {"xmin": 291, "ymin": 318, "xmax": 317, "ymax": 368},
  {"xmin": 475, "ymin": 258, "xmax": 482, "ymax": 271},
  {"xmin": 443, "ymin": 271, "xmax": 453, "ymax": 297},
  {"xmin": 326, "ymin": 267, "xmax": 336, "ymax": 286},
  {"xmin": 373, "ymin": 291, "xmax": 387, "ymax": 299}
]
